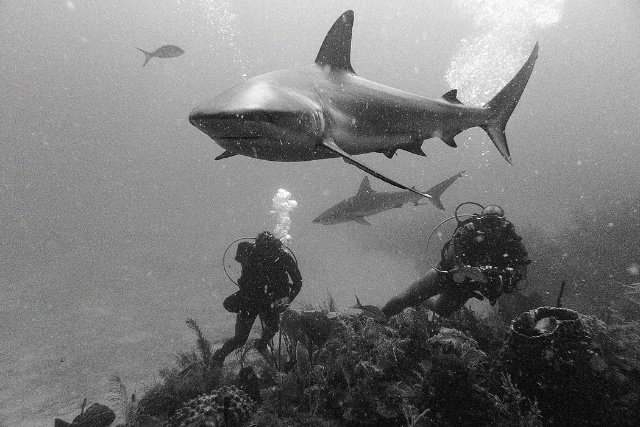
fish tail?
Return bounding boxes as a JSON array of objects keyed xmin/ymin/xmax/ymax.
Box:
[
  {"xmin": 482, "ymin": 43, "xmax": 539, "ymax": 165},
  {"xmin": 136, "ymin": 47, "xmax": 153, "ymax": 67},
  {"xmin": 422, "ymin": 171, "xmax": 465, "ymax": 211}
]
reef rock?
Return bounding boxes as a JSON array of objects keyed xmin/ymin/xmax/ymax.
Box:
[{"xmin": 167, "ymin": 385, "xmax": 255, "ymax": 427}]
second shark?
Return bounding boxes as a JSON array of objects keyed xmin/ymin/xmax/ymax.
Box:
[{"xmin": 313, "ymin": 171, "xmax": 465, "ymax": 226}]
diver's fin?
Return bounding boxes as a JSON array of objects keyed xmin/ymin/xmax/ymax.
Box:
[
  {"xmin": 319, "ymin": 138, "xmax": 431, "ymax": 199},
  {"xmin": 215, "ymin": 150, "xmax": 237, "ymax": 160},
  {"xmin": 315, "ymin": 11, "xmax": 355, "ymax": 74},
  {"xmin": 423, "ymin": 171, "xmax": 465, "ymax": 211},
  {"xmin": 482, "ymin": 43, "xmax": 539, "ymax": 164}
]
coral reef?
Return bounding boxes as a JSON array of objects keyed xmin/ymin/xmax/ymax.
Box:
[
  {"xmin": 167, "ymin": 385, "xmax": 256, "ymax": 427},
  {"xmin": 72, "ymin": 305, "xmax": 640, "ymax": 427}
]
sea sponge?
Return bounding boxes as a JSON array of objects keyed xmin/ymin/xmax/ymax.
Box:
[
  {"xmin": 502, "ymin": 306, "xmax": 607, "ymax": 425},
  {"xmin": 167, "ymin": 385, "xmax": 256, "ymax": 427}
]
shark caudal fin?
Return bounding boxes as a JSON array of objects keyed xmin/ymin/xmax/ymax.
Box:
[
  {"xmin": 136, "ymin": 48, "xmax": 153, "ymax": 67},
  {"xmin": 422, "ymin": 171, "xmax": 465, "ymax": 211},
  {"xmin": 482, "ymin": 43, "xmax": 539, "ymax": 164}
]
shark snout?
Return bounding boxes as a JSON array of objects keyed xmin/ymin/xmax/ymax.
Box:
[{"xmin": 188, "ymin": 110, "xmax": 267, "ymax": 139}]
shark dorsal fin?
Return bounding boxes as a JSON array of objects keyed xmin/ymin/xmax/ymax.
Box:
[
  {"xmin": 356, "ymin": 176, "xmax": 373, "ymax": 197},
  {"xmin": 315, "ymin": 10, "xmax": 355, "ymax": 74},
  {"xmin": 442, "ymin": 89, "xmax": 463, "ymax": 104}
]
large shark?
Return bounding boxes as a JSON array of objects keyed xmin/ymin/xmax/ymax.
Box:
[
  {"xmin": 313, "ymin": 171, "xmax": 465, "ymax": 226},
  {"xmin": 189, "ymin": 10, "xmax": 538, "ymax": 197}
]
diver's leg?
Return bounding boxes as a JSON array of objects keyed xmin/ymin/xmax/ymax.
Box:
[
  {"xmin": 212, "ymin": 312, "xmax": 256, "ymax": 363},
  {"xmin": 426, "ymin": 287, "xmax": 471, "ymax": 317},
  {"xmin": 382, "ymin": 269, "xmax": 441, "ymax": 317},
  {"xmin": 255, "ymin": 309, "xmax": 280, "ymax": 352}
]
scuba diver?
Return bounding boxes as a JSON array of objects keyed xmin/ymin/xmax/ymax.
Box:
[
  {"xmin": 382, "ymin": 204, "xmax": 530, "ymax": 318},
  {"xmin": 213, "ymin": 231, "xmax": 303, "ymax": 366}
]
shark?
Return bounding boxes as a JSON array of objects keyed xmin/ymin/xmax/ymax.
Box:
[
  {"xmin": 313, "ymin": 171, "xmax": 465, "ymax": 226},
  {"xmin": 189, "ymin": 10, "xmax": 538, "ymax": 197}
]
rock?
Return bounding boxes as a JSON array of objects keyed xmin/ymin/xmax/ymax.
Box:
[
  {"xmin": 70, "ymin": 403, "xmax": 116, "ymax": 427},
  {"xmin": 54, "ymin": 419, "xmax": 71, "ymax": 427}
]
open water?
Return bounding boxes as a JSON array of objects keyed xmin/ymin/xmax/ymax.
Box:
[{"xmin": 2, "ymin": 1, "xmax": 639, "ymax": 425}]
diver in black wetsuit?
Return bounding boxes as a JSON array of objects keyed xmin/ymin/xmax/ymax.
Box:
[
  {"xmin": 382, "ymin": 205, "xmax": 530, "ymax": 317},
  {"xmin": 213, "ymin": 231, "xmax": 302, "ymax": 365}
]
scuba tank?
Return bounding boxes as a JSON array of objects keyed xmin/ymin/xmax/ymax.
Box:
[
  {"xmin": 425, "ymin": 202, "xmax": 485, "ymax": 274},
  {"xmin": 222, "ymin": 237, "xmax": 298, "ymax": 287}
]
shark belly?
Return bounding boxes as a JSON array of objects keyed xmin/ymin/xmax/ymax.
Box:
[{"xmin": 215, "ymin": 136, "xmax": 339, "ymax": 161}]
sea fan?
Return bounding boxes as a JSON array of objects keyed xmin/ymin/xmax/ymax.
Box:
[
  {"xmin": 185, "ymin": 318, "xmax": 212, "ymax": 367},
  {"xmin": 106, "ymin": 374, "xmax": 133, "ymax": 427}
]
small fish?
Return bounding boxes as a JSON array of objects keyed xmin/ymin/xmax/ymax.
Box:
[
  {"xmin": 136, "ymin": 45, "xmax": 185, "ymax": 66},
  {"xmin": 452, "ymin": 265, "xmax": 488, "ymax": 284},
  {"xmin": 351, "ymin": 294, "xmax": 388, "ymax": 324}
]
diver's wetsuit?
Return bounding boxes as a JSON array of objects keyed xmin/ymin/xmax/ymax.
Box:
[
  {"xmin": 214, "ymin": 240, "xmax": 302, "ymax": 363},
  {"xmin": 437, "ymin": 215, "xmax": 530, "ymax": 305},
  {"xmin": 382, "ymin": 214, "xmax": 529, "ymax": 317}
]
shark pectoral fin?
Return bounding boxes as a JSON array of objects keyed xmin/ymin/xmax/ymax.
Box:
[
  {"xmin": 215, "ymin": 150, "xmax": 237, "ymax": 160},
  {"xmin": 351, "ymin": 216, "xmax": 371, "ymax": 226},
  {"xmin": 318, "ymin": 138, "xmax": 431, "ymax": 199}
]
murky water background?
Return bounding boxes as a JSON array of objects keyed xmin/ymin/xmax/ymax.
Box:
[{"xmin": 2, "ymin": 0, "xmax": 639, "ymax": 425}]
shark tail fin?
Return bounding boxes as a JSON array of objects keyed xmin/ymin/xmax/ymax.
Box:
[
  {"xmin": 421, "ymin": 171, "xmax": 465, "ymax": 211},
  {"xmin": 482, "ymin": 43, "xmax": 539, "ymax": 164},
  {"xmin": 136, "ymin": 47, "xmax": 153, "ymax": 67},
  {"xmin": 427, "ymin": 196, "xmax": 445, "ymax": 211}
]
